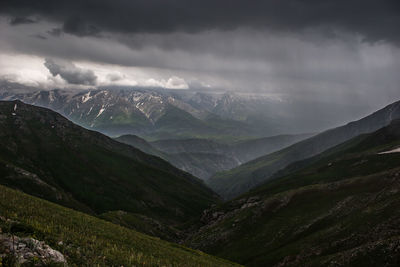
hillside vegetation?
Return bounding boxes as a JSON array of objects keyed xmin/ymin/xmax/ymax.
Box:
[
  {"xmin": 0, "ymin": 185, "xmax": 239, "ymax": 266},
  {"xmin": 0, "ymin": 100, "xmax": 218, "ymax": 239},
  {"xmin": 208, "ymin": 100, "xmax": 400, "ymax": 199},
  {"xmin": 186, "ymin": 120, "xmax": 400, "ymax": 266}
]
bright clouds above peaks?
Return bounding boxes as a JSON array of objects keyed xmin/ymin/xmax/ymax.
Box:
[
  {"xmin": 44, "ymin": 58, "xmax": 97, "ymax": 86},
  {"xmin": 42, "ymin": 58, "xmax": 189, "ymax": 89},
  {"xmin": 145, "ymin": 76, "xmax": 189, "ymax": 90}
]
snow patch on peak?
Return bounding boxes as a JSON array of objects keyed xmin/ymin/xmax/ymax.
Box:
[
  {"xmin": 87, "ymin": 105, "xmax": 94, "ymax": 115},
  {"xmin": 96, "ymin": 105, "xmax": 106, "ymax": 118},
  {"xmin": 81, "ymin": 92, "xmax": 92, "ymax": 103}
]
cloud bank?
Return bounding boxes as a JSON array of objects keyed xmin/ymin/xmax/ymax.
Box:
[{"xmin": 44, "ymin": 58, "xmax": 97, "ymax": 85}]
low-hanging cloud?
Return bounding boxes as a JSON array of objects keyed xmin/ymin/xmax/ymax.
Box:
[
  {"xmin": 44, "ymin": 58, "xmax": 97, "ymax": 85},
  {"xmin": 144, "ymin": 76, "xmax": 189, "ymax": 89},
  {"xmin": 9, "ymin": 16, "xmax": 36, "ymax": 25},
  {"xmin": 0, "ymin": 0, "xmax": 399, "ymax": 45},
  {"xmin": 106, "ymin": 72, "xmax": 125, "ymax": 82}
]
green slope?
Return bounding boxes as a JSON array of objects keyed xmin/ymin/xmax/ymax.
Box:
[
  {"xmin": 186, "ymin": 120, "xmax": 400, "ymax": 266},
  {"xmin": 0, "ymin": 100, "xmax": 218, "ymax": 236},
  {"xmin": 208, "ymin": 99, "xmax": 400, "ymax": 199},
  {"xmin": 0, "ymin": 184, "xmax": 239, "ymax": 266}
]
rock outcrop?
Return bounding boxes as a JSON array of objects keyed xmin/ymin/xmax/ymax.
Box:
[{"xmin": 0, "ymin": 233, "xmax": 66, "ymax": 266}]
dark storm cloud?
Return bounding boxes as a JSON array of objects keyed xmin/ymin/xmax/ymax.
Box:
[
  {"xmin": 1, "ymin": 1, "xmax": 400, "ymax": 118},
  {"xmin": 1, "ymin": 0, "xmax": 400, "ymax": 44},
  {"xmin": 44, "ymin": 58, "xmax": 97, "ymax": 85},
  {"xmin": 31, "ymin": 34, "xmax": 47, "ymax": 40},
  {"xmin": 62, "ymin": 16, "xmax": 101, "ymax": 37},
  {"xmin": 47, "ymin": 28, "xmax": 63, "ymax": 37},
  {"xmin": 9, "ymin": 16, "xmax": 36, "ymax": 25}
]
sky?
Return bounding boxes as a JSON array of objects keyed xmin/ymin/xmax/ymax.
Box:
[{"xmin": 1, "ymin": 0, "xmax": 400, "ymax": 113}]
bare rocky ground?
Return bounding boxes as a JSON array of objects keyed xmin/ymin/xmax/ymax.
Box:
[{"xmin": 0, "ymin": 230, "xmax": 66, "ymax": 266}]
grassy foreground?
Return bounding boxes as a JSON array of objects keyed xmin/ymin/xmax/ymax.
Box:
[{"xmin": 0, "ymin": 185, "xmax": 239, "ymax": 266}]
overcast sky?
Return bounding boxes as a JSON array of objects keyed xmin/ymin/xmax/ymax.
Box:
[{"xmin": 1, "ymin": 0, "xmax": 400, "ymax": 113}]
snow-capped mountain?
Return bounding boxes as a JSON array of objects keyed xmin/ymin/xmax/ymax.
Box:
[{"xmin": 0, "ymin": 86, "xmax": 294, "ymax": 139}]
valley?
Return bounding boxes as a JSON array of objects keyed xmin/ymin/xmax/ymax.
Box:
[
  {"xmin": 186, "ymin": 119, "xmax": 400, "ymax": 266},
  {"xmin": 1, "ymin": 98, "xmax": 400, "ymax": 266},
  {"xmin": 208, "ymin": 99, "xmax": 400, "ymax": 199}
]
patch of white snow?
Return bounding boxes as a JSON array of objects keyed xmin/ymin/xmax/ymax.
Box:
[
  {"xmin": 96, "ymin": 106, "xmax": 106, "ymax": 118},
  {"xmin": 82, "ymin": 92, "xmax": 92, "ymax": 103},
  {"xmin": 378, "ymin": 147, "xmax": 400, "ymax": 154},
  {"xmin": 87, "ymin": 105, "xmax": 94, "ymax": 115}
]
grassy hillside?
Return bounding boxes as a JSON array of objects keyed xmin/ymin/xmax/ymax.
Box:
[
  {"xmin": 0, "ymin": 101, "xmax": 218, "ymax": 237},
  {"xmin": 0, "ymin": 185, "xmax": 239, "ymax": 266},
  {"xmin": 208, "ymin": 99, "xmax": 400, "ymax": 199},
  {"xmin": 186, "ymin": 120, "xmax": 400, "ymax": 266}
]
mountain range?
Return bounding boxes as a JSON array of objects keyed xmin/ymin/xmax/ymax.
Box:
[
  {"xmin": 1, "ymin": 97, "xmax": 400, "ymax": 266},
  {"xmin": 0, "ymin": 86, "xmax": 314, "ymax": 180},
  {"xmin": 208, "ymin": 99, "xmax": 400, "ymax": 199},
  {"xmin": 0, "ymin": 88, "xmax": 284, "ymax": 140},
  {"xmin": 0, "ymin": 84, "xmax": 366, "ymax": 141}
]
